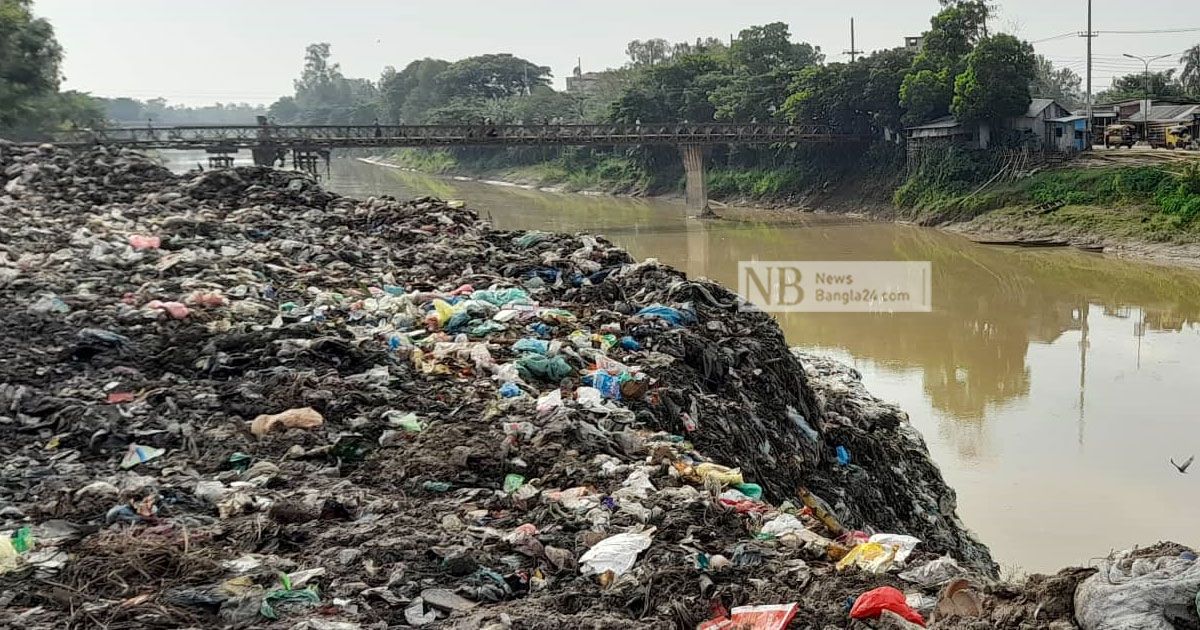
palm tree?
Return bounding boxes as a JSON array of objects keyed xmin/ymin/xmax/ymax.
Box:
[{"xmin": 1181, "ymin": 45, "xmax": 1200, "ymax": 96}]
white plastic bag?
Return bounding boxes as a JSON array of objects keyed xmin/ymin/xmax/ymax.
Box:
[{"xmin": 579, "ymin": 529, "xmax": 655, "ymax": 577}]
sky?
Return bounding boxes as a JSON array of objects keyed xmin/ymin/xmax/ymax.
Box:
[{"xmin": 32, "ymin": 0, "xmax": 1200, "ymax": 106}]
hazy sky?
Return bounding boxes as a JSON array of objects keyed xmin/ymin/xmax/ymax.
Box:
[{"xmin": 33, "ymin": 0, "xmax": 1200, "ymax": 106}]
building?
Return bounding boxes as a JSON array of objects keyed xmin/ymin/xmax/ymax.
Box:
[
  {"xmin": 566, "ymin": 66, "xmax": 604, "ymax": 96},
  {"xmin": 905, "ymin": 98, "xmax": 1079, "ymax": 152},
  {"xmin": 1047, "ymin": 116, "xmax": 1089, "ymax": 153},
  {"xmin": 904, "ymin": 36, "xmax": 924, "ymax": 52},
  {"xmin": 1008, "ymin": 98, "xmax": 1074, "ymax": 148},
  {"xmin": 1093, "ymin": 99, "xmax": 1200, "ymax": 146}
]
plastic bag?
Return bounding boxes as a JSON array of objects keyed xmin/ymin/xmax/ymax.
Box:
[
  {"xmin": 869, "ymin": 533, "xmax": 921, "ymax": 563},
  {"xmin": 700, "ymin": 603, "xmax": 799, "ymax": 630},
  {"xmin": 635, "ymin": 304, "xmax": 696, "ymax": 327},
  {"xmin": 850, "ymin": 586, "xmax": 925, "ymax": 626},
  {"xmin": 1075, "ymin": 547, "xmax": 1200, "ymax": 630},
  {"xmin": 695, "ymin": 462, "xmax": 744, "ymax": 486},
  {"xmin": 899, "ymin": 555, "xmax": 964, "ymax": 587},
  {"xmin": 837, "ymin": 542, "xmax": 897, "ymax": 573},
  {"xmin": 579, "ymin": 529, "xmax": 654, "ymax": 577}
]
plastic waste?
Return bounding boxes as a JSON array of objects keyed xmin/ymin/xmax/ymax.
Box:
[
  {"xmin": 0, "ymin": 537, "xmax": 20, "ymax": 574},
  {"xmin": 869, "ymin": 533, "xmax": 921, "ymax": 564},
  {"xmin": 120, "ymin": 443, "xmax": 166, "ymax": 469},
  {"xmin": 536, "ymin": 389, "xmax": 563, "ymax": 413},
  {"xmin": 513, "ymin": 338, "xmax": 552, "ymax": 355},
  {"xmin": 593, "ymin": 371, "xmax": 622, "ymax": 400},
  {"xmin": 700, "ymin": 603, "xmax": 800, "ymax": 630},
  {"xmin": 1073, "ymin": 546, "xmax": 1200, "ymax": 630},
  {"xmin": 935, "ymin": 578, "xmax": 983, "ymax": 620},
  {"xmin": 695, "ymin": 462, "xmax": 744, "ymax": 486},
  {"xmin": 145, "ymin": 299, "xmax": 190, "ymax": 319},
  {"xmin": 250, "ymin": 407, "xmax": 324, "ymax": 438},
  {"xmin": 850, "ymin": 586, "xmax": 926, "ymax": 626},
  {"xmin": 503, "ymin": 474, "xmax": 526, "ymax": 493},
  {"xmin": 619, "ymin": 335, "xmax": 641, "ymax": 351},
  {"xmin": 837, "ymin": 542, "xmax": 898, "ymax": 573},
  {"xmin": 386, "ymin": 411, "xmax": 424, "ymax": 433},
  {"xmin": 579, "ymin": 529, "xmax": 654, "ymax": 577},
  {"xmin": 635, "ymin": 304, "xmax": 696, "ymax": 327},
  {"xmin": 473, "ymin": 287, "xmax": 532, "ymax": 306},
  {"xmin": 129, "ymin": 234, "xmax": 161, "ymax": 250},
  {"xmin": 836, "ymin": 445, "xmax": 851, "ymax": 466},
  {"xmin": 516, "ymin": 354, "xmax": 572, "ymax": 382},
  {"xmin": 499, "ymin": 382, "xmax": 522, "ymax": 398},
  {"xmin": 29, "ymin": 294, "xmax": 70, "ymax": 315},
  {"xmin": 899, "ymin": 555, "xmax": 964, "ymax": 587},
  {"xmin": 733, "ymin": 483, "xmax": 763, "ymax": 500}
]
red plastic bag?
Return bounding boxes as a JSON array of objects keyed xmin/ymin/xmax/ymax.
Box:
[{"xmin": 850, "ymin": 587, "xmax": 925, "ymax": 626}]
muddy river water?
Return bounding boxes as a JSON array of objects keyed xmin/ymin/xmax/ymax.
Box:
[{"xmin": 174, "ymin": 153, "xmax": 1200, "ymax": 573}]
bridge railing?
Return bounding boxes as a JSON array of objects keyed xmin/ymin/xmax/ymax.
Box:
[{"xmin": 51, "ymin": 123, "xmax": 851, "ymax": 148}]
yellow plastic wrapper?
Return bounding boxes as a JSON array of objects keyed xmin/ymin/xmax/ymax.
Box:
[
  {"xmin": 835, "ymin": 542, "xmax": 897, "ymax": 573},
  {"xmin": 431, "ymin": 299, "xmax": 457, "ymax": 327},
  {"xmin": 694, "ymin": 463, "xmax": 744, "ymax": 486}
]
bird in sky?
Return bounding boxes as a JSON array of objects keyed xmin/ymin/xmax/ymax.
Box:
[{"xmin": 1171, "ymin": 455, "xmax": 1194, "ymax": 474}]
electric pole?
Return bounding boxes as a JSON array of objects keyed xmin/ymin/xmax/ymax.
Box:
[
  {"xmin": 1079, "ymin": 0, "xmax": 1097, "ymax": 144},
  {"xmin": 1123, "ymin": 52, "xmax": 1172, "ymax": 142},
  {"xmin": 844, "ymin": 18, "xmax": 863, "ymax": 62}
]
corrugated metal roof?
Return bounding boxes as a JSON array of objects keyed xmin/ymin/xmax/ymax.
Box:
[
  {"xmin": 1049, "ymin": 115, "xmax": 1088, "ymax": 123},
  {"xmin": 1026, "ymin": 98, "xmax": 1057, "ymax": 117},
  {"xmin": 905, "ymin": 115, "xmax": 961, "ymax": 130},
  {"xmin": 1127, "ymin": 104, "xmax": 1200, "ymax": 123}
]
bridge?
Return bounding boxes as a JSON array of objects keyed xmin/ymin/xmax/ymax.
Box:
[{"xmin": 51, "ymin": 121, "xmax": 860, "ymax": 214}]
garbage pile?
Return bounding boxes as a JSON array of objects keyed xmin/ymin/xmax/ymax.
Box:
[{"xmin": 1, "ymin": 143, "xmax": 1193, "ymax": 629}]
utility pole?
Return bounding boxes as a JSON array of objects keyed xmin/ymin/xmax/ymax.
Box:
[
  {"xmin": 1123, "ymin": 52, "xmax": 1172, "ymax": 143},
  {"xmin": 1079, "ymin": 0, "xmax": 1097, "ymax": 145},
  {"xmin": 844, "ymin": 18, "xmax": 863, "ymax": 62}
]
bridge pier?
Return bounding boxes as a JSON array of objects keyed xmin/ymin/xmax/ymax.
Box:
[{"xmin": 680, "ymin": 144, "xmax": 713, "ymax": 217}]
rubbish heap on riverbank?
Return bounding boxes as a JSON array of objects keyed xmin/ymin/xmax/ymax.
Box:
[{"xmin": 2, "ymin": 142, "xmax": 1198, "ymax": 629}]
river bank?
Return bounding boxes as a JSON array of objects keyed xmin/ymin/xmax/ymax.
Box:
[
  {"xmin": 7, "ymin": 145, "xmax": 1198, "ymax": 627},
  {"xmin": 364, "ymin": 151, "xmax": 1200, "ymax": 270}
]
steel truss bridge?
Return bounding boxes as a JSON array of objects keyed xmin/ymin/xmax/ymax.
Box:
[
  {"xmin": 45, "ymin": 122, "xmax": 862, "ymax": 214},
  {"xmin": 50, "ymin": 122, "xmax": 853, "ymax": 150}
]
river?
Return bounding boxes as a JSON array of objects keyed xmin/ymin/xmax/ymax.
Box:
[{"xmin": 172, "ymin": 153, "xmax": 1200, "ymax": 574}]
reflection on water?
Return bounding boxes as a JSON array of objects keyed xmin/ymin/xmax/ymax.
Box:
[{"xmin": 165, "ymin": 153, "xmax": 1200, "ymax": 572}]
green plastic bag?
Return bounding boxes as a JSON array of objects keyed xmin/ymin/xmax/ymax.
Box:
[{"xmin": 503, "ymin": 473, "xmax": 526, "ymax": 493}]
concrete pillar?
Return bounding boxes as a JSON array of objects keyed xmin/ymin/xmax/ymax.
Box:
[{"xmin": 679, "ymin": 144, "xmax": 713, "ymax": 217}]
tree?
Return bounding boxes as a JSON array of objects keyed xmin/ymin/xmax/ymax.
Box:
[
  {"xmin": 1030, "ymin": 55, "xmax": 1083, "ymax": 108},
  {"xmin": 379, "ymin": 58, "xmax": 451, "ymax": 123},
  {"xmin": 730, "ymin": 22, "xmax": 822, "ymax": 76},
  {"xmin": 610, "ymin": 53, "xmax": 725, "ymax": 122},
  {"xmin": 1181, "ymin": 45, "xmax": 1200, "ymax": 95},
  {"xmin": 952, "ymin": 34, "xmax": 1035, "ymax": 123},
  {"xmin": 899, "ymin": 0, "xmax": 992, "ymax": 126},
  {"xmin": 1096, "ymin": 70, "xmax": 1185, "ymax": 103},
  {"xmin": 438, "ymin": 54, "xmax": 551, "ymax": 100},
  {"xmin": 625, "ymin": 39, "xmax": 672, "ymax": 67},
  {"xmin": 0, "ymin": 0, "xmax": 63, "ymax": 129}
]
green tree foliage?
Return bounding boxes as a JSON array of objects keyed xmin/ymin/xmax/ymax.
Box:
[
  {"xmin": 625, "ymin": 39, "xmax": 672, "ymax": 67},
  {"xmin": 1182, "ymin": 45, "xmax": 1200, "ymax": 95},
  {"xmin": 783, "ymin": 48, "xmax": 915, "ymax": 132},
  {"xmin": 437, "ymin": 54, "xmax": 551, "ymax": 100},
  {"xmin": 1096, "ymin": 70, "xmax": 1186, "ymax": 103},
  {"xmin": 0, "ymin": 0, "xmax": 62, "ymax": 129},
  {"xmin": 379, "ymin": 58, "xmax": 450, "ymax": 123},
  {"xmin": 951, "ymin": 34, "xmax": 1035, "ymax": 123},
  {"xmin": 610, "ymin": 53, "xmax": 725, "ymax": 122},
  {"xmin": 900, "ymin": 0, "xmax": 992, "ymax": 126},
  {"xmin": 1030, "ymin": 55, "xmax": 1083, "ymax": 108},
  {"xmin": 269, "ymin": 43, "xmax": 380, "ymax": 124},
  {"xmin": 94, "ymin": 97, "xmax": 266, "ymax": 124}
]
